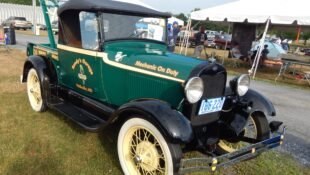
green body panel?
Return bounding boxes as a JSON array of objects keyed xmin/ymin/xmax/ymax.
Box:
[
  {"xmin": 101, "ymin": 41, "xmax": 203, "ymax": 107},
  {"xmin": 58, "ymin": 49, "xmax": 107, "ymax": 102},
  {"xmin": 28, "ymin": 41, "xmax": 204, "ymax": 108}
]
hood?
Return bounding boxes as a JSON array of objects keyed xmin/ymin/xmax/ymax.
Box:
[{"xmin": 104, "ymin": 41, "xmax": 205, "ymax": 82}]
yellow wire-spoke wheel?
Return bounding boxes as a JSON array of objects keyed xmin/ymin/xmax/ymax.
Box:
[
  {"xmin": 218, "ymin": 116, "xmax": 258, "ymax": 153},
  {"xmin": 118, "ymin": 118, "xmax": 180, "ymax": 175},
  {"xmin": 27, "ymin": 68, "xmax": 45, "ymax": 112}
]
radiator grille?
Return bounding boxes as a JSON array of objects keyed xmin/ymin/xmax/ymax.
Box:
[{"xmin": 186, "ymin": 64, "xmax": 227, "ymax": 126}]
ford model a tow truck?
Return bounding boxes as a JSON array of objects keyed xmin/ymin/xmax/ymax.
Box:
[{"xmin": 22, "ymin": 0, "xmax": 285, "ymax": 174}]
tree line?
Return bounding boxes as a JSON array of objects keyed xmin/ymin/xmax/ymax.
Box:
[{"xmin": 1, "ymin": 0, "xmax": 39, "ymax": 5}]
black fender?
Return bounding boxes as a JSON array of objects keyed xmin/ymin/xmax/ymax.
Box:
[
  {"xmin": 242, "ymin": 89, "xmax": 276, "ymax": 116},
  {"xmin": 112, "ymin": 100, "xmax": 194, "ymax": 144},
  {"xmin": 22, "ymin": 55, "xmax": 48, "ymax": 83},
  {"xmin": 22, "ymin": 55, "xmax": 52, "ymax": 103}
]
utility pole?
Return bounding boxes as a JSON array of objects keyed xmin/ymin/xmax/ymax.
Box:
[{"xmin": 33, "ymin": 0, "xmax": 37, "ymax": 34}]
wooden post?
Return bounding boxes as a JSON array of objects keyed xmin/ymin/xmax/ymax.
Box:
[{"xmin": 296, "ymin": 26, "xmax": 301, "ymax": 44}]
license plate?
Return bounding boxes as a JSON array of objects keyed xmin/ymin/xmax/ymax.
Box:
[{"xmin": 198, "ymin": 97, "xmax": 226, "ymax": 115}]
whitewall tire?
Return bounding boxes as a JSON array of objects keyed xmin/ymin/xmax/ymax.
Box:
[
  {"xmin": 117, "ymin": 117, "xmax": 181, "ymax": 175},
  {"xmin": 27, "ymin": 68, "xmax": 47, "ymax": 112}
]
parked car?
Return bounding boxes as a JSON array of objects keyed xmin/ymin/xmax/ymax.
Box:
[
  {"xmin": 214, "ymin": 34, "xmax": 232, "ymax": 50},
  {"xmin": 206, "ymin": 30, "xmax": 219, "ymax": 39},
  {"xmin": 51, "ymin": 21, "xmax": 58, "ymax": 34},
  {"xmin": 38, "ymin": 24, "xmax": 47, "ymax": 30},
  {"xmin": 205, "ymin": 38, "xmax": 216, "ymax": 48},
  {"xmin": 176, "ymin": 30, "xmax": 197, "ymax": 47},
  {"xmin": 305, "ymin": 50, "xmax": 310, "ymax": 56},
  {"xmin": 1, "ymin": 16, "xmax": 32, "ymax": 30},
  {"xmin": 301, "ymin": 48, "xmax": 310, "ymax": 53},
  {"xmin": 22, "ymin": 0, "xmax": 285, "ymax": 174}
]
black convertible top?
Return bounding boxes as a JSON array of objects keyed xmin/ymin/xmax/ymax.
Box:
[{"xmin": 58, "ymin": 0, "xmax": 170, "ymax": 18}]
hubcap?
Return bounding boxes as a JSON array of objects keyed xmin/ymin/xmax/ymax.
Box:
[
  {"xmin": 123, "ymin": 127, "xmax": 167, "ymax": 174},
  {"xmin": 29, "ymin": 74, "xmax": 42, "ymax": 104},
  {"xmin": 135, "ymin": 141, "xmax": 160, "ymax": 172},
  {"xmin": 27, "ymin": 70, "xmax": 43, "ymax": 111}
]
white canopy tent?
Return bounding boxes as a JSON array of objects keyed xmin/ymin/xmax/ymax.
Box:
[{"xmin": 189, "ymin": 0, "xmax": 310, "ymax": 78}]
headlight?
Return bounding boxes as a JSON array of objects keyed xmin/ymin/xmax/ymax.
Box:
[
  {"xmin": 185, "ymin": 77, "xmax": 204, "ymax": 103},
  {"xmin": 230, "ymin": 74, "xmax": 250, "ymax": 96}
]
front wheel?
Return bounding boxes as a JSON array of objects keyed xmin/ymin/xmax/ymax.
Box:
[
  {"xmin": 217, "ymin": 113, "xmax": 270, "ymax": 154},
  {"xmin": 118, "ymin": 117, "xmax": 182, "ymax": 175}
]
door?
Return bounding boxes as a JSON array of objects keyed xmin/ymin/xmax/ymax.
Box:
[{"xmin": 58, "ymin": 11, "xmax": 107, "ymax": 101}]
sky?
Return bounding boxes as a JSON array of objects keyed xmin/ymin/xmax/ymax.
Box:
[{"xmin": 140, "ymin": 0, "xmax": 236, "ymax": 15}]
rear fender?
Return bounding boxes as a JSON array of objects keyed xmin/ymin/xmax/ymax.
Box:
[
  {"xmin": 22, "ymin": 55, "xmax": 52, "ymax": 102},
  {"xmin": 112, "ymin": 100, "xmax": 194, "ymax": 144},
  {"xmin": 22, "ymin": 56, "xmax": 48, "ymax": 83}
]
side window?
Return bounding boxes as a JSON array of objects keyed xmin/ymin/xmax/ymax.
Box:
[{"xmin": 79, "ymin": 12, "xmax": 99, "ymax": 50}]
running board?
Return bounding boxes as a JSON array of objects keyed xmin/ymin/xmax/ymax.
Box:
[{"xmin": 50, "ymin": 102, "xmax": 107, "ymax": 132}]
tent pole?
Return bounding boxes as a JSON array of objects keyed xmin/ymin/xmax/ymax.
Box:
[
  {"xmin": 251, "ymin": 18, "xmax": 270, "ymax": 79},
  {"xmin": 296, "ymin": 25, "xmax": 301, "ymax": 44},
  {"xmin": 180, "ymin": 18, "xmax": 191, "ymax": 54},
  {"xmin": 185, "ymin": 19, "xmax": 192, "ymax": 56},
  {"xmin": 32, "ymin": 0, "xmax": 37, "ymax": 34},
  {"xmin": 224, "ymin": 23, "xmax": 231, "ymax": 50}
]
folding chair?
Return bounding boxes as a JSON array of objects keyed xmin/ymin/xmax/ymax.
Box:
[
  {"xmin": 0, "ymin": 33, "xmax": 10, "ymax": 52},
  {"xmin": 229, "ymin": 49, "xmax": 240, "ymax": 68}
]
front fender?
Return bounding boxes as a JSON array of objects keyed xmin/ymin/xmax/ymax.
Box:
[
  {"xmin": 242, "ymin": 89, "xmax": 276, "ymax": 116},
  {"xmin": 112, "ymin": 100, "xmax": 194, "ymax": 144}
]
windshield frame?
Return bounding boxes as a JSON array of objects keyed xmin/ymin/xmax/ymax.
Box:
[{"xmin": 98, "ymin": 12, "xmax": 168, "ymax": 45}]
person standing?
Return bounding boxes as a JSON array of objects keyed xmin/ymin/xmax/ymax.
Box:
[
  {"xmin": 167, "ymin": 24, "xmax": 174, "ymax": 52},
  {"xmin": 194, "ymin": 26, "xmax": 207, "ymax": 58},
  {"xmin": 170, "ymin": 21, "xmax": 180, "ymax": 52}
]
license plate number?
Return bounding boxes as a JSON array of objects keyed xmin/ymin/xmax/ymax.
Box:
[{"xmin": 198, "ymin": 97, "xmax": 226, "ymax": 115}]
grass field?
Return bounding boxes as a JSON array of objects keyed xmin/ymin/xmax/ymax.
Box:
[{"xmin": 0, "ymin": 49, "xmax": 309, "ymax": 175}]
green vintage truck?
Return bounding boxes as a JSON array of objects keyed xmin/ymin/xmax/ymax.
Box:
[{"xmin": 21, "ymin": 0, "xmax": 285, "ymax": 174}]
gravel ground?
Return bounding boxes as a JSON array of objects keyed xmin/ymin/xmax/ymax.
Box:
[
  {"xmin": 12, "ymin": 33, "xmax": 310, "ymax": 166},
  {"xmin": 250, "ymin": 79, "xmax": 310, "ymax": 166}
]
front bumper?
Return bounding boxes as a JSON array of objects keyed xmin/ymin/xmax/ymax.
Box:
[{"xmin": 179, "ymin": 127, "xmax": 286, "ymax": 174}]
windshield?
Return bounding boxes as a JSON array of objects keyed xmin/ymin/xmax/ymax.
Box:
[
  {"xmin": 15, "ymin": 17, "xmax": 26, "ymax": 21},
  {"xmin": 101, "ymin": 13, "xmax": 167, "ymax": 43}
]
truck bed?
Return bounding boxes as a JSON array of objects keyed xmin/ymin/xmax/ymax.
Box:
[{"xmin": 27, "ymin": 43, "xmax": 58, "ymax": 61}]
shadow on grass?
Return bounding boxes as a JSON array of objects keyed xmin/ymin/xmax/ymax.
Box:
[
  {"xmin": 47, "ymin": 110, "xmax": 87, "ymax": 135},
  {"xmin": 48, "ymin": 109, "xmax": 122, "ymax": 172},
  {"xmin": 98, "ymin": 123, "xmax": 123, "ymax": 173}
]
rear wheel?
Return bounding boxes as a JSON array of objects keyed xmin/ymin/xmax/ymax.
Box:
[
  {"xmin": 118, "ymin": 117, "xmax": 182, "ymax": 175},
  {"xmin": 27, "ymin": 68, "xmax": 47, "ymax": 112},
  {"xmin": 217, "ymin": 113, "xmax": 270, "ymax": 154}
]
